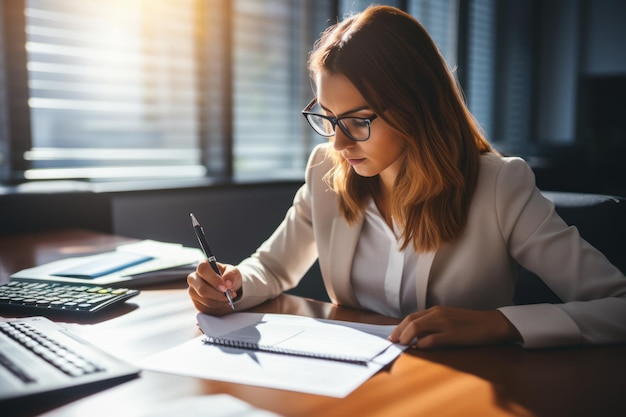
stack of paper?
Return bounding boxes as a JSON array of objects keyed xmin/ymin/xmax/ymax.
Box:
[
  {"xmin": 140, "ymin": 312, "xmax": 406, "ymax": 398},
  {"xmin": 11, "ymin": 240, "xmax": 204, "ymax": 287}
]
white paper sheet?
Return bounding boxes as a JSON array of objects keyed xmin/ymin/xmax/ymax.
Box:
[
  {"xmin": 139, "ymin": 394, "xmax": 283, "ymax": 417},
  {"xmin": 139, "ymin": 313, "xmax": 406, "ymax": 398}
]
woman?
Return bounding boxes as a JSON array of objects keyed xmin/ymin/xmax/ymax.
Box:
[{"xmin": 188, "ymin": 5, "xmax": 626, "ymax": 349}]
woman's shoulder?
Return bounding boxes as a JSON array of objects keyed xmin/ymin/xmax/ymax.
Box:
[
  {"xmin": 480, "ymin": 151, "xmax": 528, "ymax": 169},
  {"xmin": 475, "ymin": 152, "xmax": 540, "ymax": 210},
  {"xmin": 305, "ymin": 143, "xmax": 333, "ymax": 177},
  {"xmin": 476, "ymin": 152, "xmax": 546, "ymax": 221},
  {"xmin": 479, "ymin": 152, "xmax": 535, "ymax": 187},
  {"xmin": 308, "ymin": 142, "xmax": 332, "ymax": 163}
]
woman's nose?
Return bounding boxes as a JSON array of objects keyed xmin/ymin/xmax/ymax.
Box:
[{"xmin": 332, "ymin": 127, "xmax": 354, "ymax": 151}]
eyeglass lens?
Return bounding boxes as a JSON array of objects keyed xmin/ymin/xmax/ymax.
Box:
[{"xmin": 306, "ymin": 114, "xmax": 371, "ymax": 141}]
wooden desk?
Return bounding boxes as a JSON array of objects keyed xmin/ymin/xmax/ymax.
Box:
[{"xmin": 1, "ymin": 230, "xmax": 625, "ymax": 417}]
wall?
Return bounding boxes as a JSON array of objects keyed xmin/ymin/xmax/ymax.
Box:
[
  {"xmin": 110, "ymin": 182, "xmax": 328, "ymax": 301},
  {"xmin": 0, "ymin": 181, "xmax": 330, "ymax": 302},
  {"xmin": 536, "ymin": 0, "xmax": 581, "ymax": 143},
  {"xmin": 111, "ymin": 184, "xmax": 298, "ymax": 263},
  {"xmin": 524, "ymin": 0, "xmax": 626, "ymax": 197},
  {"xmin": 582, "ymin": 0, "xmax": 626, "ymax": 75},
  {"xmin": 535, "ymin": 0, "xmax": 626, "ymax": 142}
]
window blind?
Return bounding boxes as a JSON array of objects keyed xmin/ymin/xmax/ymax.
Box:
[
  {"xmin": 408, "ymin": 0, "xmax": 459, "ymax": 70},
  {"xmin": 24, "ymin": 0, "xmax": 204, "ymax": 180},
  {"xmin": 231, "ymin": 0, "xmax": 329, "ymax": 180},
  {"xmin": 0, "ymin": 6, "xmax": 8, "ymax": 180},
  {"xmin": 4, "ymin": 0, "xmax": 500, "ymax": 184},
  {"xmin": 21, "ymin": 0, "xmax": 333, "ymax": 182},
  {"xmin": 467, "ymin": 0, "xmax": 496, "ymax": 140}
]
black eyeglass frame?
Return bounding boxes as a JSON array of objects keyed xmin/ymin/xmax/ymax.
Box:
[{"xmin": 301, "ymin": 97, "xmax": 378, "ymax": 142}]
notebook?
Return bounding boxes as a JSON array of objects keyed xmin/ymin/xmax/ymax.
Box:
[{"xmin": 197, "ymin": 312, "xmax": 394, "ymax": 364}]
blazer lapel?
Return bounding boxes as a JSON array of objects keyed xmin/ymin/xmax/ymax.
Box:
[
  {"xmin": 325, "ymin": 212, "xmax": 436, "ymax": 312},
  {"xmin": 415, "ymin": 250, "xmax": 435, "ymax": 310},
  {"xmin": 327, "ymin": 215, "xmax": 363, "ymax": 307}
]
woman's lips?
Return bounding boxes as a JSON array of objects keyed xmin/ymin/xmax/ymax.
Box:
[{"xmin": 346, "ymin": 158, "xmax": 365, "ymax": 166}]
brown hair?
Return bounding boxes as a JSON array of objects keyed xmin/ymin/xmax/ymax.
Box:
[{"xmin": 308, "ymin": 5, "xmax": 493, "ymax": 252}]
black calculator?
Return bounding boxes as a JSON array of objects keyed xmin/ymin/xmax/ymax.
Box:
[{"xmin": 0, "ymin": 280, "xmax": 140, "ymax": 316}]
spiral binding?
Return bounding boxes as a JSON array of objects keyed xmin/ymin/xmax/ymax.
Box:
[{"xmin": 202, "ymin": 336, "xmax": 369, "ymax": 364}]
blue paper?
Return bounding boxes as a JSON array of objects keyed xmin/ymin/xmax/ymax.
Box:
[{"xmin": 52, "ymin": 251, "xmax": 153, "ymax": 279}]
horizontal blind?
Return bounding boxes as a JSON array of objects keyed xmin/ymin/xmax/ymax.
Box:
[
  {"xmin": 467, "ymin": 0, "xmax": 496, "ymax": 140},
  {"xmin": 339, "ymin": 0, "xmax": 403, "ymax": 17},
  {"xmin": 24, "ymin": 0, "xmax": 205, "ymax": 180},
  {"xmin": 0, "ymin": 6, "xmax": 8, "ymax": 180},
  {"xmin": 232, "ymin": 0, "xmax": 329, "ymax": 180},
  {"xmin": 407, "ymin": 0, "xmax": 459, "ymax": 70}
]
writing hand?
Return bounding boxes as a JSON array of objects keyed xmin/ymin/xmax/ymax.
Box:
[
  {"xmin": 388, "ymin": 306, "xmax": 522, "ymax": 349},
  {"xmin": 187, "ymin": 261, "xmax": 242, "ymax": 316}
]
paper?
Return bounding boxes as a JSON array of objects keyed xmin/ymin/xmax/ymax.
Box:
[
  {"xmin": 140, "ymin": 313, "xmax": 406, "ymax": 398},
  {"xmin": 199, "ymin": 312, "xmax": 393, "ymax": 363},
  {"xmin": 10, "ymin": 240, "xmax": 204, "ymax": 287},
  {"xmin": 51, "ymin": 251, "xmax": 153, "ymax": 278},
  {"xmin": 139, "ymin": 394, "xmax": 283, "ymax": 417}
]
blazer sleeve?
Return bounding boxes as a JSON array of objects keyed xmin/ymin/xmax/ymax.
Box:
[
  {"xmin": 494, "ymin": 158, "xmax": 626, "ymax": 348},
  {"xmin": 233, "ymin": 146, "xmax": 324, "ymax": 311}
]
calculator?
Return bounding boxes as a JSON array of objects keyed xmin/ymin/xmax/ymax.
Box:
[{"xmin": 0, "ymin": 280, "xmax": 140, "ymax": 316}]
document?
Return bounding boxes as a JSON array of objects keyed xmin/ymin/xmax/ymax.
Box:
[
  {"xmin": 140, "ymin": 312, "xmax": 407, "ymax": 398},
  {"xmin": 10, "ymin": 240, "xmax": 204, "ymax": 287},
  {"xmin": 140, "ymin": 394, "xmax": 283, "ymax": 417}
]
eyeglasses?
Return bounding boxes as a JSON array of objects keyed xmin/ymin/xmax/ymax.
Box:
[{"xmin": 301, "ymin": 98, "xmax": 378, "ymax": 142}]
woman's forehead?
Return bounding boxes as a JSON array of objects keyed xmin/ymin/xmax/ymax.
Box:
[{"xmin": 315, "ymin": 72, "xmax": 369, "ymax": 115}]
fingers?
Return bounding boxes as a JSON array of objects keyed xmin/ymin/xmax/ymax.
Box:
[
  {"xmin": 187, "ymin": 261, "xmax": 241, "ymax": 315},
  {"xmin": 187, "ymin": 283, "xmax": 231, "ymax": 316},
  {"xmin": 388, "ymin": 309, "xmax": 439, "ymax": 346},
  {"xmin": 388, "ymin": 307, "xmax": 521, "ymax": 349},
  {"xmin": 194, "ymin": 261, "xmax": 240, "ymax": 293}
]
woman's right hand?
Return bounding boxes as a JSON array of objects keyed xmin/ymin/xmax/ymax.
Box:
[{"xmin": 187, "ymin": 260, "xmax": 242, "ymax": 315}]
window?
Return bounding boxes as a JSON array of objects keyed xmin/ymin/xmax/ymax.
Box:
[
  {"xmin": 1, "ymin": 0, "xmax": 504, "ymax": 185},
  {"xmin": 0, "ymin": 0, "xmax": 333, "ymax": 183},
  {"xmin": 23, "ymin": 0, "xmax": 203, "ymax": 180},
  {"xmin": 466, "ymin": 0, "xmax": 496, "ymax": 140},
  {"xmin": 230, "ymin": 0, "xmax": 330, "ymax": 180},
  {"xmin": 407, "ymin": 0, "xmax": 459, "ymax": 70}
]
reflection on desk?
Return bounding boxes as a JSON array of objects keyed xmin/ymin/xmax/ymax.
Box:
[{"xmin": 1, "ymin": 230, "xmax": 625, "ymax": 417}]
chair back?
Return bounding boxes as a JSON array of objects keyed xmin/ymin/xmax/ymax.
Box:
[{"xmin": 514, "ymin": 191, "xmax": 626, "ymax": 305}]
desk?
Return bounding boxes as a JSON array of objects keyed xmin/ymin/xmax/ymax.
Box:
[{"xmin": 1, "ymin": 230, "xmax": 625, "ymax": 417}]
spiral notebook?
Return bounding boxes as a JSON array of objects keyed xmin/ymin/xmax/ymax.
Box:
[{"xmin": 197, "ymin": 312, "xmax": 394, "ymax": 364}]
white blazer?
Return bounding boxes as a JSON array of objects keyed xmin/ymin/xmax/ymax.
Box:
[{"xmin": 237, "ymin": 143, "xmax": 626, "ymax": 348}]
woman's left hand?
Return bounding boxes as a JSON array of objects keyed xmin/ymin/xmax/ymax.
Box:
[{"xmin": 388, "ymin": 306, "xmax": 522, "ymax": 349}]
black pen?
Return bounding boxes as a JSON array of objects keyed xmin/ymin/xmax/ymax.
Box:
[{"xmin": 190, "ymin": 213, "xmax": 235, "ymax": 310}]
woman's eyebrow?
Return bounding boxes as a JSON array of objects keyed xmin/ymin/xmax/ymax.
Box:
[{"xmin": 319, "ymin": 102, "xmax": 371, "ymax": 117}]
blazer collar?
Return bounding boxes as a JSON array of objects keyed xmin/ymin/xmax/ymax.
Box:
[{"xmin": 415, "ymin": 251, "xmax": 435, "ymax": 310}]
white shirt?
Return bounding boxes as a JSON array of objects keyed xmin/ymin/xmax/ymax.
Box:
[{"xmin": 351, "ymin": 199, "xmax": 419, "ymax": 318}]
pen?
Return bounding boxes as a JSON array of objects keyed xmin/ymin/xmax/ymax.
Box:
[{"xmin": 190, "ymin": 213, "xmax": 235, "ymax": 310}]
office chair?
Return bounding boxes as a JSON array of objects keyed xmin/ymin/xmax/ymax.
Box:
[{"xmin": 514, "ymin": 191, "xmax": 626, "ymax": 305}]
